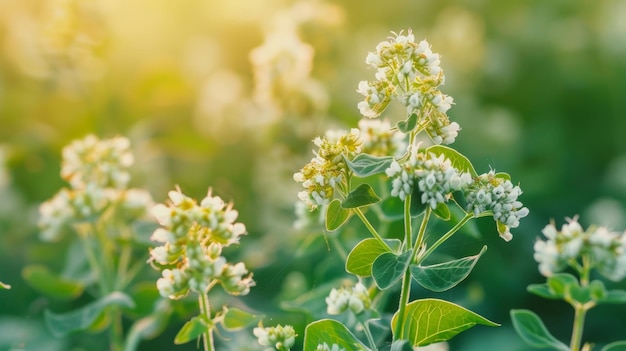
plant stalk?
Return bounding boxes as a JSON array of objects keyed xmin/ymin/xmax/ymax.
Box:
[
  {"xmin": 354, "ymin": 208, "xmax": 391, "ymax": 251},
  {"xmin": 198, "ymin": 293, "xmax": 215, "ymax": 351}
]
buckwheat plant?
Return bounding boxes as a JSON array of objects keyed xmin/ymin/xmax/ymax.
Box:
[
  {"xmin": 34, "ymin": 135, "xmax": 155, "ymax": 351},
  {"xmin": 512, "ymin": 217, "xmax": 626, "ymax": 351},
  {"xmin": 286, "ymin": 30, "xmax": 529, "ymax": 350},
  {"xmin": 149, "ymin": 187, "xmax": 256, "ymax": 350}
]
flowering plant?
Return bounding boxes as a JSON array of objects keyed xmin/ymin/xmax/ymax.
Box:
[
  {"xmin": 28, "ymin": 135, "xmax": 157, "ymax": 351},
  {"xmin": 512, "ymin": 217, "xmax": 626, "ymax": 351},
  {"xmin": 257, "ymin": 30, "xmax": 528, "ymax": 351}
]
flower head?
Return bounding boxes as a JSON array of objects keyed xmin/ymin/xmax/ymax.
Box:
[
  {"xmin": 150, "ymin": 187, "xmax": 254, "ymax": 298},
  {"xmin": 325, "ymin": 282, "xmax": 371, "ymax": 315},
  {"xmin": 254, "ymin": 324, "xmax": 297, "ymax": 351},
  {"xmin": 534, "ymin": 217, "xmax": 626, "ymax": 281},
  {"xmin": 465, "ymin": 171, "xmax": 528, "ymax": 241}
]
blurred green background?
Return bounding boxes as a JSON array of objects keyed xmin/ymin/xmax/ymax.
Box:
[{"xmin": 1, "ymin": 0, "xmax": 626, "ymax": 350}]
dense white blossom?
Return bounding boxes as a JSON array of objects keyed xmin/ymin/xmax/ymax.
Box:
[
  {"xmin": 325, "ymin": 282, "xmax": 370, "ymax": 315},
  {"xmin": 254, "ymin": 324, "xmax": 297, "ymax": 351}
]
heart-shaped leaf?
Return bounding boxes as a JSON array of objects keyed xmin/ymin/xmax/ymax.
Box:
[
  {"xmin": 342, "ymin": 184, "xmax": 381, "ymax": 209},
  {"xmin": 303, "ymin": 319, "xmax": 368, "ymax": 351},
  {"xmin": 397, "ymin": 113, "xmax": 418, "ymax": 133},
  {"xmin": 346, "ymin": 238, "xmax": 401, "ymax": 277},
  {"xmin": 326, "ymin": 199, "xmax": 351, "ymax": 231},
  {"xmin": 175, "ymin": 316, "xmax": 210, "ymax": 345},
  {"xmin": 410, "ymin": 246, "xmax": 487, "ymax": 292},
  {"xmin": 510, "ymin": 309, "xmax": 569, "ymax": 351},
  {"xmin": 345, "ymin": 154, "xmax": 394, "ymax": 178},
  {"xmin": 45, "ymin": 292, "xmax": 135, "ymax": 337},
  {"xmin": 372, "ymin": 250, "xmax": 413, "ymax": 290},
  {"xmin": 392, "ymin": 299, "xmax": 498, "ymax": 346}
]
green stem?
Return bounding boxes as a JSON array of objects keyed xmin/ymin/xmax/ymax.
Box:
[
  {"xmin": 417, "ymin": 213, "xmax": 473, "ymax": 263},
  {"xmin": 353, "ymin": 208, "xmax": 391, "ymax": 251},
  {"xmin": 570, "ymin": 305, "xmax": 588, "ymax": 351},
  {"xmin": 404, "ymin": 194, "xmax": 413, "ymax": 249},
  {"xmin": 570, "ymin": 254, "xmax": 592, "ymax": 351},
  {"xmin": 198, "ymin": 293, "xmax": 215, "ymax": 351},
  {"xmin": 393, "ymin": 203, "xmax": 430, "ymax": 341}
]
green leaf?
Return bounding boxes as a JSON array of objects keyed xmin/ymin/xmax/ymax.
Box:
[
  {"xmin": 547, "ymin": 273, "xmax": 579, "ymax": 299},
  {"xmin": 222, "ymin": 307, "xmax": 263, "ymax": 331},
  {"xmin": 510, "ymin": 310, "xmax": 569, "ymax": 351},
  {"xmin": 410, "ymin": 188, "xmax": 428, "ymax": 217},
  {"xmin": 303, "ymin": 319, "xmax": 368, "ymax": 351},
  {"xmin": 410, "ymin": 246, "xmax": 487, "ymax": 292},
  {"xmin": 494, "ymin": 172, "xmax": 511, "ymax": 181},
  {"xmin": 0, "ymin": 281, "xmax": 10, "ymax": 290},
  {"xmin": 432, "ymin": 202, "xmax": 451, "ymax": 221},
  {"xmin": 22, "ymin": 265, "xmax": 84, "ymax": 299},
  {"xmin": 392, "ymin": 299, "xmax": 498, "ymax": 346},
  {"xmin": 397, "ymin": 113, "xmax": 418, "ymax": 133},
  {"xmin": 345, "ymin": 154, "xmax": 393, "ymax": 178},
  {"xmin": 124, "ymin": 299, "xmax": 171, "ymax": 351},
  {"xmin": 601, "ymin": 341, "xmax": 626, "ymax": 351},
  {"xmin": 342, "ymin": 184, "xmax": 381, "ymax": 209},
  {"xmin": 527, "ymin": 284, "xmax": 558, "ymax": 299},
  {"xmin": 44, "ymin": 292, "xmax": 135, "ymax": 337},
  {"xmin": 326, "ymin": 199, "xmax": 351, "ymax": 231},
  {"xmin": 346, "ymin": 238, "xmax": 401, "ymax": 277},
  {"xmin": 426, "ymin": 145, "xmax": 477, "ymax": 177},
  {"xmin": 174, "ymin": 316, "xmax": 210, "ymax": 345},
  {"xmin": 372, "ymin": 250, "xmax": 413, "ymax": 290}
]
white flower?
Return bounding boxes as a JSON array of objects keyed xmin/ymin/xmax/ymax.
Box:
[
  {"xmin": 325, "ymin": 282, "xmax": 370, "ymax": 315},
  {"xmin": 254, "ymin": 324, "xmax": 297, "ymax": 350}
]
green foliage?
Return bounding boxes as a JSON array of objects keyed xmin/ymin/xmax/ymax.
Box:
[
  {"xmin": 22, "ymin": 265, "xmax": 84, "ymax": 299},
  {"xmin": 528, "ymin": 274, "xmax": 626, "ymax": 306},
  {"xmin": 326, "ymin": 199, "xmax": 351, "ymax": 231},
  {"xmin": 44, "ymin": 292, "xmax": 135, "ymax": 337},
  {"xmin": 303, "ymin": 319, "xmax": 368, "ymax": 351},
  {"xmin": 341, "ymin": 184, "xmax": 381, "ymax": 209},
  {"xmin": 410, "ymin": 246, "xmax": 487, "ymax": 292},
  {"xmin": 372, "ymin": 250, "xmax": 413, "ymax": 290},
  {"xmin": 510, "ymin": 310, "xmax": 569, "ymax": 351},
  {"xmin": 345, "ymin": 154, "xmax": 394, "ymax": 178},
  {"xmin": 174, "ymin": 316, "xmax": 210, "ymax": 345},
  {"xmin": 426, "ymin": 145, "xmax": 477, "ymax": 177},
  {"xmin": 346, "ymin": 238, "xmax": 401, "ymax": 277},
  {"xmin": 396, "ymin": 113, "xmax": 418, "ymax": 133},
  {"xmin": 221, "ymin": 307, "xmax": 263, "ymax": 331},
  {"xmin": 392, "ymin": 299, "xmax": 499, "ymax": 347}
]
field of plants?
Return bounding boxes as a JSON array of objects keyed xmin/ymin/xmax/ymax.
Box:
[{"xmin": 1, "ymin": 1, "xmax": 626, "ymax": 350}]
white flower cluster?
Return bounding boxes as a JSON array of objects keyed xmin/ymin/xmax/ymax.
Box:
[
  {"xmin": 534, "ymin": 217, "xmax": 626, "ymax": 281},
  {"xmin": 385, "ymin": 149, "xmax": 471, "ymax": 208},
  {"xmin": 357, "ymin": 118, "xmax": 406, "ymax": 157},
  {"xmin": 315, "ymin": 343, "xmax": 346, "ymax": 351},
  {"xmin": 325, "ymin": 282, "xmax": 370, "ymax": 315},
  {"xmin": 357, "ymin": 30, "xmax": 458, "ymax": 145},
  {"xmin": 61, "ymin": 134, "xmax": 133, "ymax": 189},
  {"xmin": 150, "ymin": 188, "xmax": 254, "ymax": 299},
  {"xmin": 294, "ymin": 129, "xmax": 362, "ymax": 209},
  {"xmin": 39, "ymin": 135, "xmax": 152, "ymax": 241},
  {"xmin": 253, "ymin": 324, "xmax": 297, "ymax": 351},
  {"xmin": 465, "ymin": 171, "xmax": 529, "ymax": 241}
]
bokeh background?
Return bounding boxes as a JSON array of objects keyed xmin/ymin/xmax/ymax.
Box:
[{"xmin": 1, "ymin": 0, "xmax": 626, "ymax": 350}]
